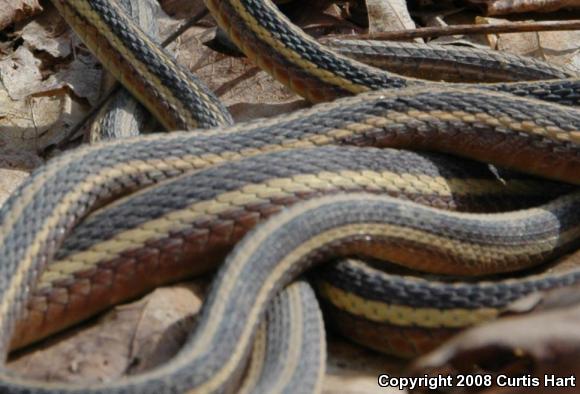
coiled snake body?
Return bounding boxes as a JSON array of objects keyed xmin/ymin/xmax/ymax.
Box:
[{"xmin": 0, "ymin": 0, "xmax": 579, "ymax": 392}]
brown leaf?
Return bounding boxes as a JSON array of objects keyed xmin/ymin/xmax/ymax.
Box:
[
  {"xmin": 283, "ymin": 0, "xmax": 359, "ymax": 37},
  {"xmin": 466, "ymin": 0, "xmax": 580, "ymax": 15},
  {"xmin": 125, "ymin": 284, "xmax": 205, "ymax": 374},
  {"xmin": 365, "ymin": 0, "xmax": 420, "ymax": 40},
  {"xmin": 412, "ymin": 304, "xmax": 580, "ymax": 393},
  {"xmin": 159, "ymin": 0, "xmax": 206, "ymax": 19},
  {"xmin": 0, "ymin": 2, "xmax": 104, "ymax": 162},
  {"xmin": 324, "ymin": 337, "xmax": 405, "ymax": 394},
  {"xmin": 8, "ymin": 281, "xmax": 206, "ymax": 382},
  {"xmin": 411, "ymin": 248, "xmax": 580, "ymax": 393},
  {"xmin": 0, "ymin": 167, "xmax": 29, "ymax": 205},
  {"xmin": 419, "ymin": 8, "xmax": 491, "ymax": 47},
  {"xmin": 479, "ymin": 16, "xmax": 580, "ymax": 72},
  {"xmin": 0, "ymin": 83, "xmax": 88, "ymax": 155},
  {"xmin": 0, "ymin": 0, "xmax": 42, "ymax": 31},
  {"xmin": 20, "ymin": 6, "xmax": 71, "ymax": 58},
  {"xmin": 160, "ymin": 0, "xmax": 306, "ymax": 122}
]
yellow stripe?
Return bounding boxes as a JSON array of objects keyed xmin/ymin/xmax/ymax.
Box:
[
  {"xmin": 37, "ymin": 170, "xmax": 551, "ymax": 289},
  {"xmin": 165, "ymin": 193, "xmax": 563, "ymax": 391},
  {"xmin": 268, "ymin": 283, "xmax": 304, "ymax": 393},
  {"xmin": 59, "ymin": 0, "xmax": 225, "ymax": 128},
  {"xmin": 237, "ymin": 319, "xmax": 267, "ymax": 394},
  {"xmin": 0, "ymin": 140, "xmax": 312, "ymax": 320},
  {"xmin": 317, "ymin": 281, "xmax": 498, "ymax": 328},
  {"xmin": 2, "ymin": 105, "xmax": 575, "ymax": 327},
  {"xmin": 45, "ymin": 217, "xmax": 580, "ymax": 292},
  {"xmin": 222, "ymin": 0, "xmax": 372, "ymax": 95}
]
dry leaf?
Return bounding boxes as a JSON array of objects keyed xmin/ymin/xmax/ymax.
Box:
[
  {"xmin": 159, "ymin": 0, "xmax": 206, "ymax": 19},
  {"xmin": 0, "ymin": 0, "xmax": 42, "ymax": 31},
  {"xmin": 324, "ymin": 338, "xmax": 405, "ymax": 394},
  {"xmin": 0, "ymin": 83, "xmax": 88, "ymax": 154},
  {"xmin": 0, "ymin": 2, "xmax": 102, "ymax": 162},
  {"xmin": 177, "ymin": 26, "xmax": 305, "ymax": 121},
  {"xmin": 125, "ymin": 284, "xmax": 205, "ymax": 374},
  {"xmin": 160, "ymin": 0, "xmax": 306, "ymax": 122},
  {"xmin": 0, "ymin": 167, "xmax": 29, "ymax": 205},
  {"xmin": 466, "ymin": 0, "xmax": 580, "ymax": 15},
  {"xmin": 283, "ymin": 0, "xmax": 360, "ymax": 37},
  {"xmin": 8, "ymin": 281, "xmax": 206, "ymax": 382},
  {"xmin": 20, "ymin": 7, "xmax": 71, "ymax": 58},
  {"xmin": 411, "ymin": 251, "xmax": 580, "ymax": 393},
  {"xmin": 480, "ymin": 16, "xmax": 580, "ymax": 72},
  {"xmin": 412, "ymin": 303, "xmax": 580, "ymax": 393},
  {"xmin": 365, "ymin": 0, "xmax": 421, "ymax": 42}
]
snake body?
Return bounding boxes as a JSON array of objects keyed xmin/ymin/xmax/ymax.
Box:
[
  {"xmin": 51, "ymin": 0, "xmax": 233, "ymax": 129},
  {"xmin": 206, "ymin": 0, "xmax": 580, "ymax": 105},
  {"xmin": 13, "ymin": 146, "xmax": 574, "ymax": 350},
  {"xmin": 324, "ymin": 38, "xmax": 575, "ymax": 82},
  {"xmin": 0, "ymin": 89, "xmax": 578, "ymax": 391},
  {"xmin": 0, "ymin": 0, "xmax": 579, "ymax": 392},
  {"xmin": 87, "ymin": 0, "xmax": 160, "ymax": 142}
]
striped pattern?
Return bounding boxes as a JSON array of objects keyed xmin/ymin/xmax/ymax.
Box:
[
  {"xmin": 207, "ymin": 0, "xmax": 580, "ymax": 105},
  {"xmin": 14, "ymin": 146, "xmax": 572, "ymax": 350},
  {"xmin": 0, "ymin": 87, "xmax": 578, "ymax": 357},
  {"xmin": 52, "ymin": 0, "xmax": 232, "ymax": 129},
  {"xmin": 0, "ymin": 0, "xmax": 578, "ymax": 391}
]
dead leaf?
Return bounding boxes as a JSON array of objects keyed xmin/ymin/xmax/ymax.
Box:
[
  {"xmin": 0, "ymin": 2, "xmax": 102, "ymax": 161},
  {"xmin": 466, "ymin": 0, "xmax": 580, "ymax": 15},
  {"xmin": 420, "ymin": 8, "xmax": 491, "ymax": 47},
  {"xmin": 0, "ymin": 45, "xmax": 43, "ymax": 100},
  {"xmin": 0, "ymin": 167, "xmax": 29, "ymax": 205},
  {"xmin": 479, "ymin": 16, "xmax": 580, "ymax": 72},
  {"xmin": 9, "ymin": 4, "xmax": 102, "ymax": 105},
  {"xmin": 324, "ymin": 337, "xmax": 405, "ymax": 394},
  {"xmin": 159, "ymin": 0, "xmax": 206, "ymax": 19},
  {"xmin": 0, "ymin": 0, "xmax": 42, "ymax": 31},
  {"xmin": 0, "ymin": 85, "xmax": 88, "ymax": 154},
  {"xmin": 160, "ymin": 1, "xmax": 306, "ymax": 122},
  {"xmin": 412, "ymin": 304, "xmax": 580, "ymax": 393},
  {"xmin": 20, "ymin": 5, "xmax": 71, "ymax": 58},
  {"xmin": 282, "ymin": 0, "xmax": 360, "ymax": 37},
  {"xmin": 8, "ymin": 281, "xmax": 206, "ymax": 382},
  {"xmin": 365, "ymin": 0, "xmax": 421, "ymax": 42},
  {"xmin": 125, "ymin": 284, "xmax": 205, "ymax": 374},
  {"xmin": 411, "ymin": 250, "xmax": 580, "ymax": 393}
]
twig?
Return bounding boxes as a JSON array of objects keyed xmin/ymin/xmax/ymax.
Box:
[
  {"xmin": 330, "ymin": 19, "xmax": 580, "ymax": 40},
  {"xmin": 161, "ymin": 9, "xmax": 209, "ymax": 47}
]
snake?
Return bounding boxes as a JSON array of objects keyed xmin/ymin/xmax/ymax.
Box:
[
  {"xmin": 0, "ymin": 0, "xmax": 578, "ymax": 392},
  {"xmin": 86, "ymin": 0, "xmax": 160, "ymax": 142},
  {"xmin": 322, "ymin": 38, "xmax": 575, "ymax": 82},
  {"xmin": 11, "ymin": 146, "xmax": 575, "ymax": 351}
]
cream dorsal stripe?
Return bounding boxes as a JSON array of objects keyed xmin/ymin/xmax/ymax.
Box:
[
  {"xmin": 206, "ymin": 0, "xmax": 580, "ymax": 106},
  {"xmin": 0, "ymin": 86, "xmax": 579, "ymax": 350},
  {"xmin": 39, "ymin": 145, "xmax": 570, "ymax": 290},
  {"xmin": 0, "ymin": 86, "xmax": 579, "ymax": 391}
]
